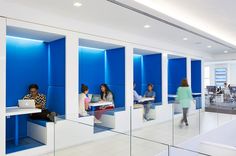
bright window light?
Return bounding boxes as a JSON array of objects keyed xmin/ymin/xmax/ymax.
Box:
[
  {"xmin": 6, "ymin": 35, "xmax": 44, "ymax": 43},
  {"xmin": 183, "ymin": 37, "xmax": 188, "ymax": 41},
  {"xmin": 134, "ymin": 0, "xmax": 236, "ymax": 46}
]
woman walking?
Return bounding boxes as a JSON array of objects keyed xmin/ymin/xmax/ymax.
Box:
[{"xmin": 176, "ymin": 79, "xmax": 193, "ymax": 126}]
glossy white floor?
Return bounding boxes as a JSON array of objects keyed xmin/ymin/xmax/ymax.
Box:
[{"xmin": 43, "ymin": 111, "xmax": 236, "ymax": 156}]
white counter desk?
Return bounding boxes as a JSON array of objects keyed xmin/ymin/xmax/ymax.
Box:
[
  {"xmin": 168, "ymin": 95, "xmax": 177, "ymax": 98},
  {"xmin": 89, "ymin": 101, "xmax": 113, "ymax": 107},
  {"xmin": 6, "ymin": 106, "xmax": 41, "ymax": 145},
  {"xmin": 168, "ymin": 93, "xmax": 202, "ymax": 98},
  {"xmin": 138, "ymin": 97, "xmax": 155, "ymax": 103}
]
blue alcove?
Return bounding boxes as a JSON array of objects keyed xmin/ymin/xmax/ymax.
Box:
[
  {"xmin": 168, "ymin": 56, "xmax": 187, "ymax": 103},
  {"xmin": 6, "ymin": 29, "xmax": 65, "ymax": 153},
  {"xmin": 79, "ymin": 40, "xmax": 125, "ymax": 109},
  {"xmin": 191, "ymin": 59, "xmax": 202, "ymax": 109},
  {"xmin": 133, "ymin": 50, "xmax": 162, "ymax": 104}
]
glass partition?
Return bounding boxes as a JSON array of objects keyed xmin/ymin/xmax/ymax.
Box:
[
  {"xmin": 172, "ymin": 99, "xmax": 200, "ymax": 145},
  {"xmin": 53, "ymin": 113, "xmax": 131, "ymax": 156},
  {"xmin": 51, "ymin": 105, "xmax": 236, "ymax": 156}
]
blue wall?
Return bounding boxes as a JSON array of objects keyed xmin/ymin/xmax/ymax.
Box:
[
  {"xmin": 6, "ymin": 37, "xmax": 48, "ymax": 140},
  {"xmin": 191, "ymin": 60, "xmax": 202, "ymax": 109},
  {"xmin": 168, "ymin": 58, "xmax": 187, "ymax": 96},
  {"xmin": 133, "ymin": 54, "xmax": 162, "ymax": 103},
  {"xmin": 79, "ymin": 47, "xmax": 105, "ymax": 94},
  {"xmin": 106, "ymin": 48, "xmax": 125, "ymax": 108},
  {"xmin": 133, "ymin": 55, "xmax": 142, "ymax": 94},
  {"xmin": 47, "ymin": 38, "xmax": 65, "ymax": 115},
  {"xmin": 79, "ymin": 47, "xmax": 125, "ymax": 108},
  {"xmin": 191, "ymin": 60, "xmax": 202, "ymax": 93},
  {"xmin": 6, "ymin": 36, "xmax": 65, "ymax": 140}
]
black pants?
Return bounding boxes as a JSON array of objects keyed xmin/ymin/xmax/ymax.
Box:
[
  {"xmin": 30, "ymin": 109, "xmax": 51, "ymax": 121},
  {"xmin": 181, "ymin": 108, "xmax": 189, "ymax": 124}
]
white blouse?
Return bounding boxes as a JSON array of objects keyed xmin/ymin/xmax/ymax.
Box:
[{"xmin": 79, "ymin": 93, "xmax": 89, "ymax": 116}]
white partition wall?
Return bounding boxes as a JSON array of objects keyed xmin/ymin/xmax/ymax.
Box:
[
  {"xmin": 125, "ymin": 45, "xmax": 134, "ymax": 109},
  {"xmin": 162, "ymin": 53, "xmax": 168, "ymax": 105},
  {"xmin": 201, "ymin": 59, "xmax": 205, "ymax": 108},
  {"xmin": 187, "ymin": 57, "xmax": 192, "ymax": 87},
  {"xmin": 0, "ymin": 17, "xmax": 6, "ymax": 156},
  {"xmin": 65, "ymin": 33, "xmax": 79, "ymax": 119}
]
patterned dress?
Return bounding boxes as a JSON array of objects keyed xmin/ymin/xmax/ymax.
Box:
[{"xmin": 23, "ymin": 93, "xmax": 46, "ymax": 110}]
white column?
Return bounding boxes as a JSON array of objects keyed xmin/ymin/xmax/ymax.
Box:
[
  {"xmin": 0, "ymin": 17, "xmax": 6, "ymax": 156},
  {"xmin": 162, "ymin": 53, "xmax": 168, "ymax": 105},
  {"xmin": 201, "ymin": 59, "xmax": 205, "ymax": 108},
  {"xmin": 187, "ymin": 57, "xmax": 192, "ymax": 87},
  {"xmin": 65, "ymin": 33, "xmax": 79, "ymax": 119},
  {"xmin": 125, "ymin": 45, "xmax": 134, "ymax": 109}
]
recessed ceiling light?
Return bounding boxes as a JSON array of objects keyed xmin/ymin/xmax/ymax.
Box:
[
  {"xmin": 224, "ymin": 50, "xmax": 228, "ymax": 54},
  {"xmin": 144, "ymin": 25, "xmax": 151, "ymax": 28},
  {"xmin": 207, "ymin": 45, "xmax": 212, "ymax": 48},
  {"xmin": 73, "ymin": 2, "xmax": 82, "ymax": 7},
  {"xmin": 183, "ymin": 37, "xmax": 188, "ymax": 41}
]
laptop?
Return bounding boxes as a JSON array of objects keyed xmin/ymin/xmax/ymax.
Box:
[
  {"xmin": 90, "ymin": 94, "xmax": 101, "ymax": 103},
  {"xmin": 18, "ymin": 100, "xmax": 36, "ymax": 109},
  {"xmin": 88, "ymin": 94, "xmax": 93, "ymax": 100}
]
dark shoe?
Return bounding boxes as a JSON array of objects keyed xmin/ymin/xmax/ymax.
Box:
[
  {"xmin": 185, "ymin": 123, "xmax": 189, "ymax": 126},
  {"xmin": 48, "ymin": 112, "xmax": 56, "ymax": 122}
]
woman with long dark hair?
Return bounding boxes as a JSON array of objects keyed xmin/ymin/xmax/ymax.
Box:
[
  {"xmin": 95, "ymin": 84, "xmax": 114, "ymax": 123},
  {"xmin": 176, "ymin": 79, "xmax": 193, "ymax": 126}
]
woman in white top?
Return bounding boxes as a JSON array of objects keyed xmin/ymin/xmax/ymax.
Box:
[{"xmin": 79, "ymin": 84, "xmax": 90, "ymax": 117}]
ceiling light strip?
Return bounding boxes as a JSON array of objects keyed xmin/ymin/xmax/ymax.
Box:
[{"xmin": 106, "ymin": 0, "xmax": 234, "ymax": 50}]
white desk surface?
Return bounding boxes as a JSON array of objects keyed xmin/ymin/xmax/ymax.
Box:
[
  {"xmin": 192, "ymin": 93, "xmax": 202, "ymax": 96},
  {"xmin": 168, "ymin": 93, "xmax": 202, "ymax": 98},
  {"xmin": 168, "ymin": 95, "xmax": 177, "ymax": 98},
  {"xmin": 89, "ymin": 101, "xmax": 113, "ymax": 107},
  {"xmin": 6, "ymin": 106, "xmax": 41, "ymax": 116},
  {"xmin": 138, "ymin": 97, "xmax": 155, "ymax": 102}
]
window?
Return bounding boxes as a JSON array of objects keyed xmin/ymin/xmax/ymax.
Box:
[
  {"xmin": 215, "ymin": 68, "xmax": 227, "ymax": 87},
  {"xmin": 204, "ymin": 66, "xmax": 210, "ymax": 88}
]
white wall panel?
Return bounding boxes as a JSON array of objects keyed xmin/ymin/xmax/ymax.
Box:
[{"xmin": 0, "ymin": 17, "xmax": 6, "ymax": 156}]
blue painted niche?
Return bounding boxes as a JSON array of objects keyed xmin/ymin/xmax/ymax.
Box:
[
  {"xmin": 133, "ymin": 54, "xmax": 162, "ymax": 103},
  {"xmin": 6, "ymin": 36, "xmax": 65, "ymax": 143},
  {"xmin": 191, "ymin": 60, "xmax": 202, "ymax": 109},
  {"xmin": 191, "ymin": 60, "xmax": 202, "ymax": 93},
  {"xmin": 79, "ymin": 47, "xmax": 125, "ymax": 108},
  {"xmin": 168, "ymin": 58, "xmax": 187, "ymax": 102}
]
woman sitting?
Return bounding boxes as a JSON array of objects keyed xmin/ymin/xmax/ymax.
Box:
[
  {"xmin": 95, "ymin": 84, "xmax": 114, "ymax": 123},
  {"xmin": 143, "ymin": 83, "xmax": 156, "ymax": 121},
  {"xmin": 79, "ymin": 84, "xmax": 90, "ymax": 117}
]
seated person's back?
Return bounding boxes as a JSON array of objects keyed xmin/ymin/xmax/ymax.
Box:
[{"xmin": 79, "ymin": 84, "xmax": 90, "ymax": 117}]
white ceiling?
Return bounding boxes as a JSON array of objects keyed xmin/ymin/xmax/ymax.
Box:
[
  {"xmin": 2, "ymin": 0, "xmax": 236, "ymax": 56},
  {"xmin": 131, "ymin": 0, "xmax": 236, "ymax": 47}
]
